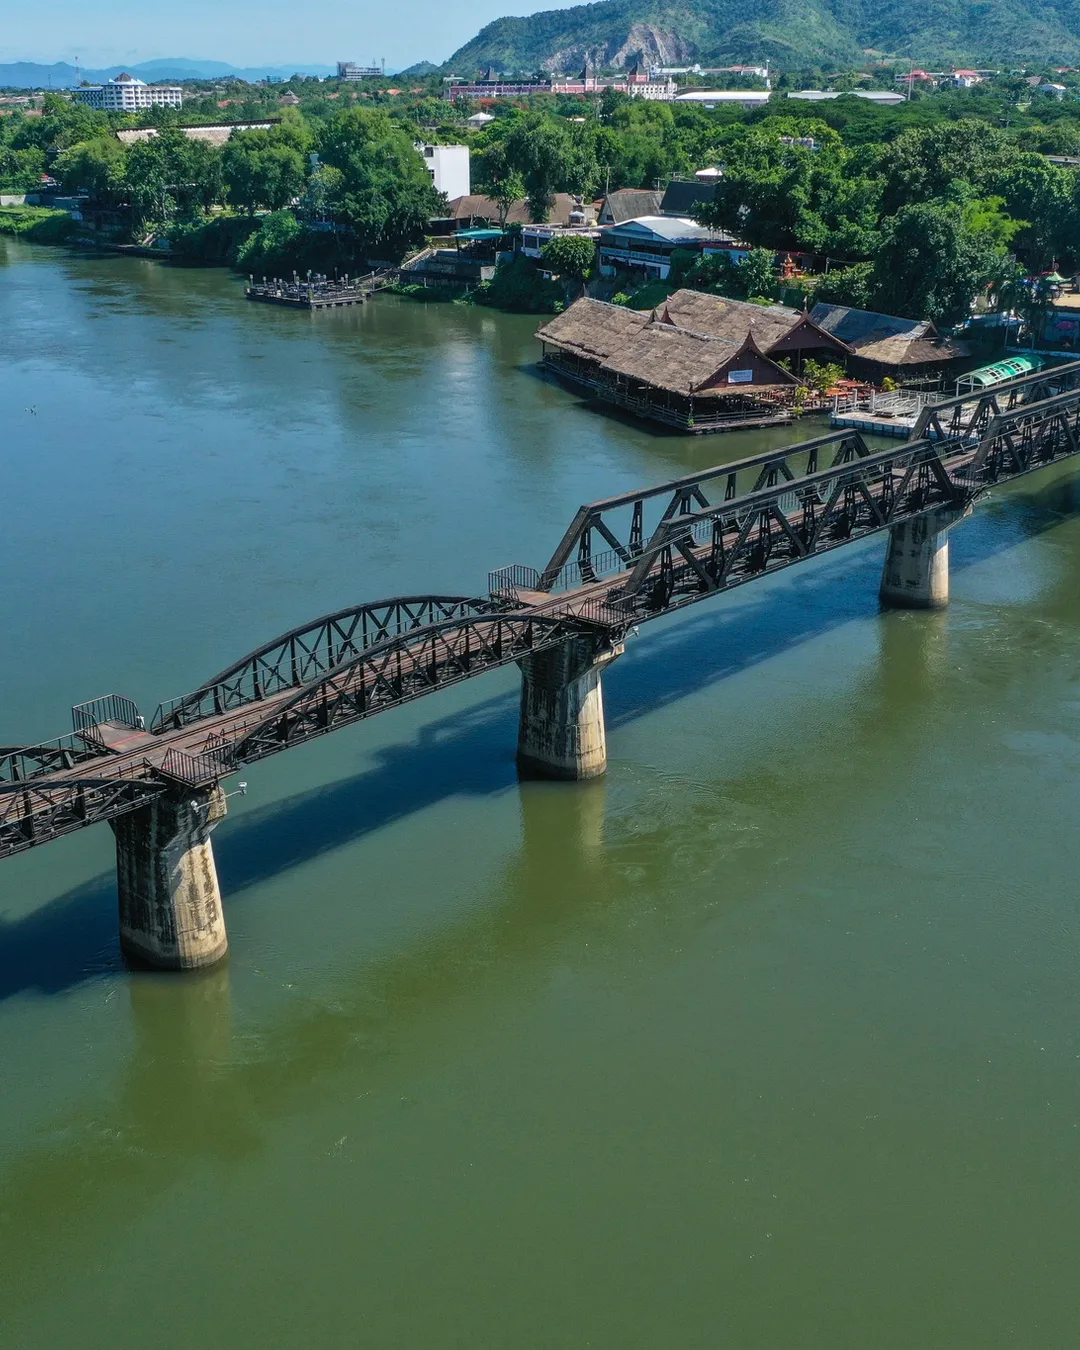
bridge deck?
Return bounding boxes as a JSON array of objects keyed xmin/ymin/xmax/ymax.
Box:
[{"xmin": 6, "ymin": 361, "xmax": 1080, "ymax": 858}]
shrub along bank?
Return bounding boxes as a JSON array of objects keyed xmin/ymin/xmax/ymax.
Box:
[{"xmin": 0, "ymin": 205, "xmax": 76, "ymax": 243}]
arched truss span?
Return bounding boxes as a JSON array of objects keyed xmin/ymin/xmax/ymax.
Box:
[
  {"xmin": 230, "ymin": 610, "xmax": 606, "ymax": 766},
  {"xmin": 151, "ymin": 596, "xmax": 506, "ymax": 733}
]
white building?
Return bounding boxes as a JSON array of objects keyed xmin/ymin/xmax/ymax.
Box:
[
  {"xmin": 598, "ymin": 216, "xmax": 743, "ymax": 281},
  {"xmin": 72, "ymin": 73, "xmax": 183, "ymax": 112},
  {"xmin": 628, "ymin": 77, "xmax": 678, "ymax": 101},
  {"xmin": 416, "ymin": 143, "xmax": 470, "ymax": 200},
  {"xmin": 520, "ymin": 224, "xmax": 600, "ymax": 260},
  {"xmin": 337, "ymin": 61, "xmax": 384, "ymax": 80},
  {"xmin": 674, "ymin": 90, "xmax": 771, "ymax": 109},
  {"xmin": 466, "ymin": 111, "xmax": 495, "ymax": 128}
]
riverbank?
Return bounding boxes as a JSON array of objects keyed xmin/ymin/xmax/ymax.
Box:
[
  {"xmin": 0, "ymin": 204, "xmax": 76, "ymax": 243},
  {"xmin": 2, "ymin": 206, "xmax": 572, "ymax": 314}
]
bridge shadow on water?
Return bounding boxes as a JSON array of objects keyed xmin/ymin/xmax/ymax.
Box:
[{"xmin": 2, "ymin": 468, "xmax": 1080, "ymax": 1004}]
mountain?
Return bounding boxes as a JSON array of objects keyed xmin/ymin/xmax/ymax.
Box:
[
  {"xmin": 442, "ymin": 0, "xmax": 1080, "ymax": 71},
  {"xmin": 0, "ymin": 59, "xmax": 338, "ymax": 89}
]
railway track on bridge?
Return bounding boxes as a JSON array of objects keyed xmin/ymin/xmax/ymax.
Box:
[{"xmin": 5, "ymin": 358, "xmax": 1080, "ymax": 967}]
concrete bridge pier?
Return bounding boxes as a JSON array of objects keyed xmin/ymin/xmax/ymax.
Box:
[
  {"xmin": 517, "ymin": 635, "xmax": 624, "ymax": 780},
  {"xmin": 879, "ymin": 505, "xmax": 969, "ymax": 610},
  {"xmin": 110, "ymin": 785, "xmax": 229, "ymax": 970}
]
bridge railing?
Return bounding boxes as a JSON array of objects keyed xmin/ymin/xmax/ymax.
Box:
[
  {"xmin": 72, "ymin": 694, "xmax": 142, "ymax": 743},
  {"xmin": 157, "ymin": 744, "xmax": 235, "ymax": 788},
  {"xmin": 489, "ymin": 564, "xmax": 541, "ymax": 600},
  {"xmin": 0, "ymin": 732, "xmax": 104, "ymax": 784},
  {"xmin": 0, "ymin": 761, "xmax": 165, "ymax": 860}
]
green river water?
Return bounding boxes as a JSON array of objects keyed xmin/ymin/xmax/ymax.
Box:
[{"xmin": 2, "ymin": 239, "xmax": 1080, "ymax": 1348}]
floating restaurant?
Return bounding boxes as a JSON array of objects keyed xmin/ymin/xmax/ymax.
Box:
[{"xmin": 536, "ymin": 291, "xmax": 971, "ymax": 432}]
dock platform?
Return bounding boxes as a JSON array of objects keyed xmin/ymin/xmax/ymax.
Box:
[
  {"xmin": 830, "ymin": 409, "xmax": 920, "ymax": 438},
  {"xmin": 245, "ymin": 270, "xmax": 393, "ymax": 309}
]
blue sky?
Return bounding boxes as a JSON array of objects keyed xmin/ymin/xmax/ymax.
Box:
[{"xmin": 2, "ymin": 0, "xmax": 576, "ymax": 70}]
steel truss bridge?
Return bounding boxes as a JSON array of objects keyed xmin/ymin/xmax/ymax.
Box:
[{"xmin": 5, "ymin": 359, "xmax": 1080, "ymax": 861}]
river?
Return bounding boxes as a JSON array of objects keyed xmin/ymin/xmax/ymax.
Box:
[{"xmin": 2, "ymin": 238, "xmax": 1080, "ymax": 1349}]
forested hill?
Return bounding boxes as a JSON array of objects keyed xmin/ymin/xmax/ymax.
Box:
[{"xmin": 443, "ymin": 0, "xmax": 1080, "ymax": 71}]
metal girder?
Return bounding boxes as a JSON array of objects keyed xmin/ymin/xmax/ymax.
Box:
[
  {"xmin": 610, "ymin": 439, "xmax": 970, "ymax": 618},
  {"xmin": 912, "ymin": 359, "xmax": 1080, "ymax": 442},
  {"xmin": 965, "ymin": 391, "xmax": 1080, "ymax": 482},
  {"xmin": 0, "ymin": 735, "xmax": 104, "ymax": 786},
  {"xmin": 537, "ymin": 429, "xmax": 873, "ymax": 591},
  {"xmin": 10, "ymin": 381, "xmax": 1080, "ymax": 861},
  {"xmin": 0, "ymin": 773, "xmax": 166, "ymax": 860},
  {"xmin": 151, "ymin": 595, "xmax": 505, "ymax": 732},
  {"xmin": 229, "ymin": 610, "xmax": 604, "ymax": 765}
]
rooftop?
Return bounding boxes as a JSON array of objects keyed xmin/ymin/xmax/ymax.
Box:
[
  {"xmin": 809, "ymin": 302, "xmax": 969, "ymax": 365},
  {"xmin": 602, "ymin": 215, "xmax": 723, "ymax": 243}
]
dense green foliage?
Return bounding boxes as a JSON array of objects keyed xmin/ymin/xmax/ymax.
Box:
[
  {"xmin": 5, "ymin": 79, "xmax": 1080, "ymax": 326},
  {"xmin": 442, "ymin": 0, "xmax": 1080, "ymax": 73},
  {"xmin": 478, "ymin": 255, "xmax": 565, "ymax": 312},
  {"xmin": 0, "ymin": 205, "xmax": 75, "ymax": 241},
  {"xmin": 670, "ymin": 245, "xmax": 778, "ymax": 300},
  {"xmin": 690, "ymin": 114, "xmax": 1080, "ymax": 322},
  {"xmin": 314, "ymin": 108, "xmax": 445, "ymax": 257},
  {"xmin": 540, "ymin": 232, "xmax": 596, "ymax": 280}
]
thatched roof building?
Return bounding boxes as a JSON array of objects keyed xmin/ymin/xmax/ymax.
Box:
[
  {"xmin": 809, "ymin": 303, "xmax": 971, "ymax": 374},
  {"xmin": 655, "ymin": 290, "xmax": 849, "ymax": 355},
  {"xmin": 601, "ymin": 325, "xmax": 800, "ymax": 397},
  {"xmin": 535, "ymin": 299, "xmax": 649, "ymax": 362},
  {"xmin": 537, "ymin": 293, "xmax": 807, "ymax": 432},
  {"xmin": 537, "ymin": 289, "xmax": 971, "ymax": 432}
]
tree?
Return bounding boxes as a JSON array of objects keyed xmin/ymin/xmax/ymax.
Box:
[
  {"xmin": 695, "ymin": 127, "xmax": 881, "ymax": 257},
  {"xmin": 0, "ymin": 143, "xmax": 46, "ymax": 191},
  {"xmin": 235, "ymin": 208, "xmax": 305, "ymax": 274},
  {"xmin": 472, "ymin": 138, "xmax": 525, "ymax": 223},
  {"xmin": 475, "ymin": 112, "xmax": 596, "ymax": 221},
  {"xmin": 489, "ymin": 169, "xmax": 526, "ymax": 225},
  {"xmin": 54, "ymin": 135, "xmax": 127, "ymax": 205},
  {"xmin": 871, "ymin": 200, "xmax": 1005, "ymax": 324},
  {"xmin": 123, "ymin": 130, "xmax": 225, "ymax": 225},
  {"xmin": 878, "ymin": 120, "xmax": 1014, "ymax": 216},
  {"xmin": 994, "ymin": 155, "xmax": 1077, "ymax": 270},
  {"xmin": 315, "ymin": 107, "xmax": 445, "ymax": 259},
  {"xmin": 223, "ymin": 131, "xmax": 308, "ymax": 213},
  {"xmin": 737, "ymin": 246, "xmax": 777, "ymax": 299},
  {"xmin": 540, "ymin": 233, "xmax": 595, "ymax": 282},
  {"xmin": 813, "ymin": 262, "xmax": 873, "ymax": 309}
]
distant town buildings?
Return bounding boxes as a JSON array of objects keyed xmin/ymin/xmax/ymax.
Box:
[
  {"xmin": 72, "ymin": 73, "xmax": 182, "ymax": 112},
  {"xmin": 416, "ymin": 142, "xmax": 471, "ymax": 199},
  {"xmin": 337, "ymin": 61, "xmax": 385, "ymax": 80},
  {"xmin": 115, "ymin": 119, "xmax": 279, "ymax": 146},
  {"xmin": 445, "ymin": 63, "xmax": 677, "ymax": 101},
  {"xmin": 649, "ymin": 63, "xmax": 770, "ymax": 86}
]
